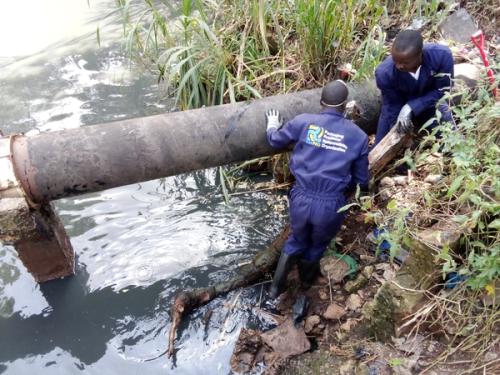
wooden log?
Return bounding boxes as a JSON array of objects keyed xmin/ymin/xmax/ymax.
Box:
[{"xmin": 368, "ymin": 125, "xmax": 411, "ymax": 176}]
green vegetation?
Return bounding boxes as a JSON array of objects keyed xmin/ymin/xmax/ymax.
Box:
[
  {"xmin": 344, "ymin": 79, "xmax": 499, "ymax": 370},
  {"xmin": 116, "ymin": 0, "xmax": 385, "ymax": 109},
  {"xmin": 114, "ymin": 0, "xmax": 455, "ymax": 110},
  {"xmin": 420, "ymin": 85, "xmax": 499, "ymax": 291},
  {"xmin": 353, "ymin": 78, "xmax": 499, "ymax": 291}
]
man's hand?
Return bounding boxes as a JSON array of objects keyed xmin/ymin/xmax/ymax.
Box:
[
  {"xmin": 396, "ymin": 104, "xmax": 413, "ymax": 134},
  {"xmin": 266, "ymin": 109, "xmax": 283, "ymax": 131}
]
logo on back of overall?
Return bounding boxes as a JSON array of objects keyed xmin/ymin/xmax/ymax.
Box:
[
  {"xmin": 305, "ymin": 124, "xmax": 348, "ymax": 153},
  {"xmin": 306, "ymin": 124, "xmax": 324, "ymax": 147}
]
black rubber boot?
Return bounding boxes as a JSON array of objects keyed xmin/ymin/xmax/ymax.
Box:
[
  {"xmin": 298, "ymin": 258, "xmax": 320, "ymax": 289},
  {"xmin": 269, "ymin": 252, "xmax": 294, "ymax": 299}
]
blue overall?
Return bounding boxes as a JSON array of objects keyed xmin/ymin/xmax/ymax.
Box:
[
  {"xmin": 375, "ymin": 43, "xmax": 454, "ymax": 144},
  {"xmin": 267, "ymin": 108, "xmax": 369, "ymax": 261}
]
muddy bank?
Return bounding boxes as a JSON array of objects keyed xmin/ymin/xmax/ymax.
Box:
[{"xmin": 230, "ymin": 168, "xmax": 499, "ymax": 375}]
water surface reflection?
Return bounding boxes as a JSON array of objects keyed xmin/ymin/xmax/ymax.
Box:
[{"xmin": 0, "ymin": 1, "xmax": 286, "ymax": 373}]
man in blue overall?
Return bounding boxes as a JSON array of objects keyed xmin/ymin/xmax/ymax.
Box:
[
  {"xmin": 266, "ymin": 80, "xmax": 370, "ymax": 298},
  {"xmin": 375, "ymin": 29, "xmax": 454, "ymax": 144}
]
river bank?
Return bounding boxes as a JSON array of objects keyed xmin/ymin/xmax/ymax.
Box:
[{"xmin": 125, "ymin": 2, "xmax": 499, "ymax": 373}]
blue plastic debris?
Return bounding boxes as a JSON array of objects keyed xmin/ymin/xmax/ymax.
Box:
[
  {"xmin": 444, "ymin": 272, "xmax": 468, "ymax": 289},
  {"xmin": 373, "ymin": 227, "xmax": 391, "ymax": 251},
  {"xmin": 370, "ymin": 227, "xmax": 409, "ymax": 265}
]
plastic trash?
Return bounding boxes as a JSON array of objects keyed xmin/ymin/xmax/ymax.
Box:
[
  {"xmin": 369, "ymin": 227, "xmax": 409, "ymax": 265},
  {"xmin": 324, "ymin": 246, "xmax": 359, "ymax": 278},
  {"xmin": 444, "ymin": 272, "xmax": 468, "ymax": 289}
]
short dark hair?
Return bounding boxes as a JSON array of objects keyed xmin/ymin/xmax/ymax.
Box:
[{"xmin": 393, "ymin": 29, "xmax": 423, "ymax": 55}]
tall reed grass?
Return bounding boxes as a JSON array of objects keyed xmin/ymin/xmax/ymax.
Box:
[
  {"xmin": 114, "ymin": 1, "xmax": 453, "ymax": 110},
  {"xmin": 116, "ymin": 0, "xmax": 446, "ymax": 110}
]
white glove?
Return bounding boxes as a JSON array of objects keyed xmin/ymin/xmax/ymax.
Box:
[
  {"xmin": 396, "ymin": 104, "xmax": 413, "ymax": 134},
  {"xmin": 266, "ymin": 109, "xmax": 283, "ymax": 131}
]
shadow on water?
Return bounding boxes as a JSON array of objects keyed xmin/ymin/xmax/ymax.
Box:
[{"xmin": 0, "ymin": 266, "xmax": 167, "ymax": 365}]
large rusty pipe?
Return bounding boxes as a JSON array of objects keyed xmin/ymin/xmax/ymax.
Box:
[{"xmin": 12, "ymin": 81, "xmax": 381, "ymax": 203}]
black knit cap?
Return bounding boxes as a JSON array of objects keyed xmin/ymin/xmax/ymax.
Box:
[{"xmin": 320, "ymin": 80, "xmax": 349, "ymax": 107}]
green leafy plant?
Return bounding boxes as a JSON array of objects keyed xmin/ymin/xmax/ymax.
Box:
[
  {"xmin": 388, "ymin": 357, "xmax": 404, "ymax": 367},
  {"xmin": 384, "ymin": 72, "xmax": 500, "ymax": 291},
  {"xmin": 352, "ymin": 26, "xmax": 387, "ymax": 81}
]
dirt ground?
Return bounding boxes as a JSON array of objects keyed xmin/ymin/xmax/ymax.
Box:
[{"xmin": 229, "ymin": 207, "xmax": 499, "ymax": 375}]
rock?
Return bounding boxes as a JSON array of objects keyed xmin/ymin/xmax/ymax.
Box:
[
  {"xmin": 379, "ymin": 176, "xmax": 396, "ymax": 188},
  {"xmin": 261, "ymin": 318, "xmax": 311, "ymax": 358},
  {"xmin": 262, "ymin": 352, "xmax": 282, "ymax": 373},
  {"xmin": 375, "ymin": 263, "xmax": 396, "ymax": 281},
  {"xmin": 316, "ymin": 275, "xmax": 328, "ymax": 285},
  {"xmin": 340, "ymin": 319, "xmax": 358, "ymax": 332},
  {"xmin": 318, "ymin": 289, "xmax": 329, "ymax": 300},
  {"xmin": 344, "ymin": 273, "xmax": 368, "ymax": 293},
  {"xmin": 438, "ymin": 8, "xmax": 478, "ymax": 44},
  {"xmin": 368, "ymin": 360, "xmax": 393, "ymax": 375},
  {"xmin": 362, "ymin": 265, "xmax": 375, "ymax": 279},
  {"xmin": 320, "ymin": 256, "xmax": 351, "ymax": 283},
  {"xmin": 426, "ymin": 340, "xmax": 439, "ymax": 354},
  {"xmin": 392, "ymin": 175, "xmax": 408, "ymax": 185},
  {"xmin": 375, "ymin": 263, "xmax": 389, "ymax": 271},
  {"xmin": 323, "ymin": 303, "xmax": 347, "ymax": 320},
  {"xmin": 357, "ymin": 289, "xmax": 369, "ymax": 300},
  {"xmin": 339, "ymin": 359, "xmax": 357, "ymax": 375},
  {"xmin": 346, "ymin": 294, "xmax": 362, "ymax": 311},
  {"xmin": 379, "ymin": 188, "xmax": 393, "ymax": 201},
  {"xmin": 424, "ymin": 174, "xmax": 442, "ymax": 183},
  {"xmin": 416, "ymin": 221, "xmax": 462, "ymax": 255},
  {"xmin": 360, "ymin": 255, "xmax": 377, "ymax": 264},
  {"xmin": 364, "ymin": 220, "xmax": 463, "ymax": 341},
  {"xmin": 376, "ymin": 263, "xmax": 396, "ymax": 281},
  {"xmin": 304, "ymin": 315, "xmax": 320, "ymax": 333},
  {"xmin": 335, "ymin": 294, "xmax": 345, "ymax": 303},
  {"xmin": 355, "ymin": 363, "xmax": 370, "ymax": 375},
  {"xmin": 484, "ymin": 349, "xmax": 498, "ymax": 362},
  {"xmin": 379, "ymin": 175, "xmax": 408, "ymax": 190},
  {"xmin": 383, "ymin": 268, "xmax": 396, "ymax": 281},
  {"xmin": 455, "ymin": 63, "xmax": 480, "ymax": 89},
  {"xmin": 419, "ymin": 153, "xmax": 443, "ymax": 175},
  {"xmin": 392, "ymin": 334, "xmax": 425, "ymax": 355}
]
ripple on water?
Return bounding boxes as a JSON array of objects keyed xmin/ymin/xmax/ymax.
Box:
[{"xmin": 0, "ymin": 1, "xmax": 286, "ymax": 372}]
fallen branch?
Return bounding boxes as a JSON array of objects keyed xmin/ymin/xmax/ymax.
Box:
[{"xmin": 167, "ymin": 224, "xmax": 290, "ymax": 357}]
